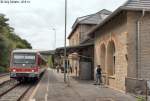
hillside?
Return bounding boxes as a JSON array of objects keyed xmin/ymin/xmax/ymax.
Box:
[{"xmin": 0, "ymin": 14, "xmax": 32, "ymax": 72}]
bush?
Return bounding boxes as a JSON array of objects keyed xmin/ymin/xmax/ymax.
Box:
[
  {"xmin": 137, "ymin": 96, "xmax": 145, "ymax": 101},
  {"xmin": 0, "ymin": 66, "xmax": 7, "ymax": 72}
]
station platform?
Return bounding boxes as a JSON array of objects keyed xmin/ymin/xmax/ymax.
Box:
[{"xmin": 29, "ymin": 69, "xmax": 136, "ymax": 101}]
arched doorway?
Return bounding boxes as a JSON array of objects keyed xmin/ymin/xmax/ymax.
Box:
[
  {"xmin": 100, "ymin": 44, "xmax": 106, "ymax": 72},
  {"xmin": 68, "ymin": 52, "xmax": 79, "ymax": 76},
  {"xmin": 107, "ymin": 41, "xmax": 116, "ymax": 76}
]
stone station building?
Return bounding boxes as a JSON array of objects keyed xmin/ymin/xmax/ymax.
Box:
[
  {"xmin": 88, "ymin": 0, "xmax": 150, "ymax": 92},
  {"xmin": 67, "ymin": 9, "xmax": 111, "ymax": 80},
  {"xmin": 55, "ymin": 9, "xmax": 111, "ymax": 80},
  {"xmin": 55, "ymin": 0, "xmax": 150, "ymax": 94}
]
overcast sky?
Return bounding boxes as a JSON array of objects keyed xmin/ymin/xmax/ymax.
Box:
[{"xmin": 0, "ymin": 0, "xmax": 127, "ymax": 50}]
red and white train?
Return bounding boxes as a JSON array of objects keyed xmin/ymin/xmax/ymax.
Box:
[{"xmin": 10, "ymin": 49, "xmax": 47, "ymax": 82}]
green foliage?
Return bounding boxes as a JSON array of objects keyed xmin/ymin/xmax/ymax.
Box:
[
  {"xmin": 0, "ymin": 35, "xmax": 10, "ymax": 67},
  {"xmin": 20, "ymin": 39, "xmax": 32, "ymax": 49},
  {"xmin": 0, "ymin": 14, "xmax": 32, "ymax": 71},
  {"xmin": 0, "ymin": 14, "xmax": 9, "ymax": 31},
  {"xmin": 48, "ymin": 55, "xmax": 54, "ymax": 68},
  {"xmin": 0, "ymin": 66, "xmax": 7, "ymax": 72},
  {"xmin": 136, "ymin": 96, "xmax": 145, "ymax": 101}
]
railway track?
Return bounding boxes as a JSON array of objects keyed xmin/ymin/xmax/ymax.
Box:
[
  {"xmin": 0, "ymin": 83, "xmax": 32, "ymax": 101},
  {"xmin": 0, "ymin": 73, "xmax": 45, "ymax": 101},
  {"xmin": 0, "ymin": 79, "xmax": 18, "ymax": 97},
  {"xmin": 0, "ymin": 73, "xmax": 9, "ymax": 77},
  {"xmin": 0, "ymin": 79, "xmax": 35, "ymax": 101}
]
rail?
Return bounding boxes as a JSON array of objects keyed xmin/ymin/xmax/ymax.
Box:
[
  {"xmin": 0, "ymin": 73, "xmax": 9, "ymax": 77},
  {"xmin": 0, "ymin": 70, "xmax": 45, "ymax": 101}
]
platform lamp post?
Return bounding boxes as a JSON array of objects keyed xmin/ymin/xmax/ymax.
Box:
[{"xmin": 64, "ymin": 0, "xmax": 67, "ymax": 83}]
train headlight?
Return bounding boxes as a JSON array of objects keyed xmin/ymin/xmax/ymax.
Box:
[
  {"xmin": 13, "ymin": 69, "xmax": 16, "ymax": 72},
  {"xmin": 32, "ymin": 70, "xmax": 34, "ymax": 72}
]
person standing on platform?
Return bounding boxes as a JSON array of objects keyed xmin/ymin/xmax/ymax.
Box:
[
  {"xmin": 75, "ymin": 66, "xmax": 77, "ymax": 77},
  {"xmin": 95, "ymin": 65, "xmax": 102, "ymax": 85},
  {"xmin": 56, "ymin": 64, "xmax": 59, "ymax": 73}
]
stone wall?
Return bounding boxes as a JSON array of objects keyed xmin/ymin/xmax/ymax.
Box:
[
  {"xmin": 94, "ymin": 11, "xmax": 128, "ymax": 91},
  {"xmin": 125, "ymin": 77, "xmax": 146, "ymax": 94},
  {"xmin": 127, "ymin": 11, "xmax": 150, "ymax": 79},
  {"xmin": 80, "ymin": 24, "xmax": 95, "ymax": 42},
  {"xmin": 69, "ymin": 24, "xmax": 95, "ymax": 46},
  {"xmin": 94, "ymin": 10, "xmax": 150, "ymax": 91},
  {"xmin": 69, "ymin": 27, "xmax": 80, "ymax": 46},
  {"xmin": 127, "ymin": 11, "xmax": 140, "ymax": 78},
  {"xmin": 139, "ymin": 12, "xmax": 150, "ymax": 79}
]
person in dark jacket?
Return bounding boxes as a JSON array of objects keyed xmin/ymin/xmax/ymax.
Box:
[{"xmin": 96, "ymin": 65, "xmax": 102, "ymax": 85}]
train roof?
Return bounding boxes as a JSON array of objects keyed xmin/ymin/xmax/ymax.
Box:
[{"xmin": 12, "ymin": 49, "xmax": 39, "ymax": 53}]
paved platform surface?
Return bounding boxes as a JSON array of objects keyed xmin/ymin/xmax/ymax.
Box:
[{"xmin": 29, "ymin": 69, "xmax": 136, "ymax": 101}]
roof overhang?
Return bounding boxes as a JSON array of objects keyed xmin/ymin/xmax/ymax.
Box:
[
  {"xmin": 39, "ymin": 50, "xmax": 55, "ymax": 55},
  {"xmin": 55, "ymin": 42, "xmax": 94, "ymax": 55}
]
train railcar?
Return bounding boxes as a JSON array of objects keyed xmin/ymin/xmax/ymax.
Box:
[{"xmin": 10, "ymin": 49, "xmax": 47, "ymax": 82}]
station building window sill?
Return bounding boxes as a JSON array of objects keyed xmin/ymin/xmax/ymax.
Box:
[{"xmin": 108, "ymin": 75, "xmax": 115, "ymax": 79}]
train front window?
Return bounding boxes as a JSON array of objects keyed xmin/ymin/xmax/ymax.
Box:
[{"xmin": 13, "ymin": 53, "xmax": 36, "ymax": 64}]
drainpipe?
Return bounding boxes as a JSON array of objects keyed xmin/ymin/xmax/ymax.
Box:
[{"xmin": 136, "ymin": 9, "xmax": 145, "ymax": 79}]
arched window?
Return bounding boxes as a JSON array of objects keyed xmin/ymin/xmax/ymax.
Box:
[
  {"xmin": 100, "ymin": 44, "xmax": 106, "ymax": 72},
  {"xmin": 107, "ymin": 41, "xmax": 116, "ymax": 76}
]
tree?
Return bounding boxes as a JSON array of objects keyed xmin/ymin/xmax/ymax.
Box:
[
  {"xmin": 0, "ymin": 14, "xmax": 32, "ymax": 71},
  {"xmin": 0, "ymin": 14, "xmax": 9, "ymax": 32},
  {"xmin": 48, "ymin": 55, "xmax": 54, "ymax": 68},
  {"xmin": 0, "ymin": 35, "xmax": 10, "ymax": 67}
]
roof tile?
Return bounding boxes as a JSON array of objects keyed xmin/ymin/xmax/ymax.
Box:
[{"xmin": 122, "ymin": 0, "xmax": 150, "ymax": 10}]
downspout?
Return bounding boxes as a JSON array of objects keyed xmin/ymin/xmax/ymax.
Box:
[{"xmin": 136, "ymin": 9, "xmax": 145, "ymax": 79}]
